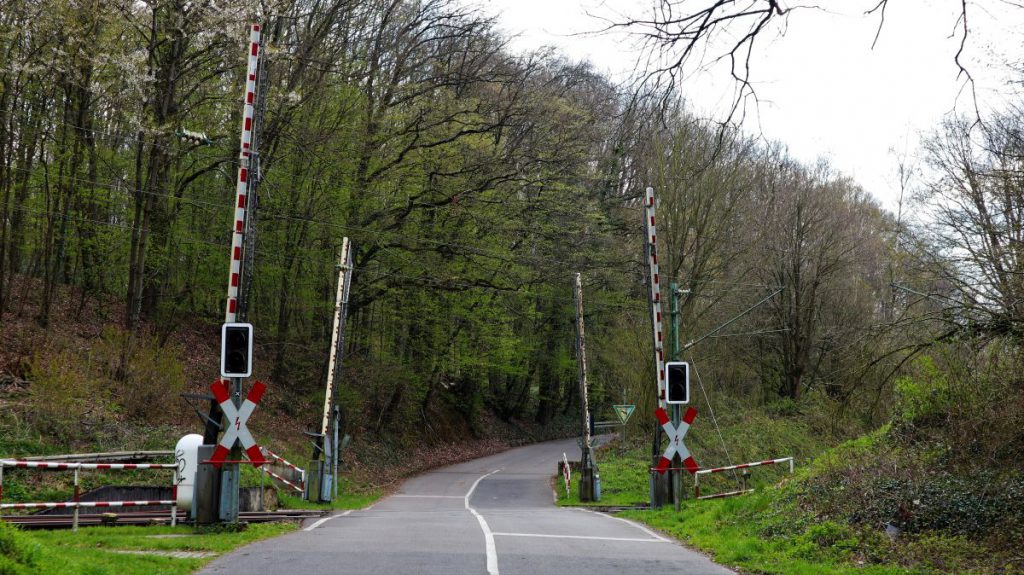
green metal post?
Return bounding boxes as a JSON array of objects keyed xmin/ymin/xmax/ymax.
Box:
[{"xmin": 670, "ymin": 282, "xmax": 682, "ymax": 512}]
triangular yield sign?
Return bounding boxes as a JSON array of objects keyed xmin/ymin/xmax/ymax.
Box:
[{"xmin": 612, "ymin": 404, "xmax": 636, "ymax": 424}]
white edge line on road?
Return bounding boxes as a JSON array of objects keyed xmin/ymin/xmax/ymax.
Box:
[
  {"xmin": 466, "ymin": 469, "xmax": 501, "ymax": 575},
  {"xmin": 572, "ymin": 508, "xmax": 671, "ymax": 543},
  {"xmin": 392, "ymin": 495, "xmax": 465, "ymax": 499},
  {"xmin": 303, "ymin": 509, "xmax": 352, "ymax": 532},
  {"xmin": 492, "ymin": 532, "xmax": 665, "ymax": 543}
]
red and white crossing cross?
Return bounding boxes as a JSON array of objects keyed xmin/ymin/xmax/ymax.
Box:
[
  {"xmin": 209, "ymin": 379, "xmax": 266, "ymax": 467},
  {"xmin": 654, "ymin": 406, "xmax": 700, "ymax": 475}
]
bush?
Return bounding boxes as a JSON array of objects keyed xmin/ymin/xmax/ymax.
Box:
[
  {"xmin": 26, "ymin": 350, "xmax": 110, "ymax": 439},
  {"xmin": 93, "ymin": 327, "xmax": 185, "ymax": 421},
  {"xmin": 24, "ymin": 327, "xmax": 186, "ymax": 438},
  {"xmin": 893, "ymin": 356, "xmax": 950, "ymax": 426},
  {"xmin": 0, "ymin": 523, "xmax": 38, "ymax": 575}
]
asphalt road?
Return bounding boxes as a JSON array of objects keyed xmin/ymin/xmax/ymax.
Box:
[{"xmin": 200, "ymin": 438, "xmax": 734, "ymax": 575}]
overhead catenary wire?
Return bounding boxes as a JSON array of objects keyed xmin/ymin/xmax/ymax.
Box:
[
  {"xmin": 5, "ymin": 203, "xmax": 647, "ymax": 314},
  {"xmin": 686, "ymin": 357, "xmax": 738, "ymax": 480},
  {"xmin": 7, "ymin": 190, "xmax": 821, "ymax": 321},
  {"xmin": 6, "ymin": 163, "xmax": 633, "ymax": 277}
]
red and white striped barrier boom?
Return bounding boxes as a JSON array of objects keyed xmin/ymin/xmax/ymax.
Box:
[
  {"xmin": 562, "ymin": 452, "xmax": 571, "ymax": 496},
  {"xmin": 261, "ymin": 447, "xmax": 306, "ymax": 490},
  {"xmin": 694, "ymin": 456, "xmax": 794, "ymax": 476},
  {"xmin": 263, "ymin": 468, "xmax": 304, "ymax": 493},
  {"xmin": 643, "ymin": 187, "xmax": 667, "ymax": 407},
  {"xmin": 696, "ymin": 489, "xmax": 754, "ymax": 501},
  {"xmin": 1, "ymin": 500, "xmax": 175, "ymax": 510},
  {"xmin": 261, "ymin": 448, "xmax": 304, "ymax": 475},
  {"xmin": 694, "ymin": 456, "xmax": 794, "ymax": 500},
  {"xmin": 224, "ymin": 23, "xmax": 261, "ymax": 323},
  {"xmin": 1, "ymin": 460, "xmax": 177, "ymax": 470}
]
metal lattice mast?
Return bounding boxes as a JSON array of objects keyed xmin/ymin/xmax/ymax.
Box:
[
  {"xmin": 321, "ymin": 238, "xmax": 353, "ymax": 438},
  {"xmin": 644, "ymin": 187, "xmax": 667, "ymax": 408}
]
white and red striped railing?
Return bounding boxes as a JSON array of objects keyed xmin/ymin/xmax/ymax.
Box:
[
  {"xmin": 694, "ymin": 456, "xmax": 794, "ymax": 500},
  {"xmin": 260, "ymin": 447, "xmax": 306, "ymax": 494},
  {"xmin": 263, "ymin": 468, "xmax": 303, "ymax": 493},
  {"xmin": 1, "ymin": 460, "xmax": 177, "ymax": 470},
  {"xmin": 2, "ymin": 499, "xmax": 175, "ymax": 510},
  {"xmin": 0, "ymin": 458, "xmax": 180, "ymax": 531}
]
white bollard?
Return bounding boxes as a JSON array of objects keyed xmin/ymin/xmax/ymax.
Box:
[{"xmin": 174, "ymin": 434, "xmax": 204, "ymax": 512}]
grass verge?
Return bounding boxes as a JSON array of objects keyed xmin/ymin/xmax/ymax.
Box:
[
  {"xmin": 617, "ymin": 494, "xmax": 922, "ymax": 575},
  {"xmin": 3, "ymin": 522, "xmax": 296, "ymax": 575},
  {"xmin": 277, "ymin": 486, "xmax": 380, "ymax": 511},
  {"xmin": 558, "ymin": 438, "xmax": 1019, "ymax": 575}
]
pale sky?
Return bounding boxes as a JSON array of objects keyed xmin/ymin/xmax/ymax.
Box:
[{"xmin": 479, "ymin": 0, "xmax": 1024, "ymax": 211}]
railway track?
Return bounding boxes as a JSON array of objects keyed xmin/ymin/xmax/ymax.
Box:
[{"xmin": 2, "ymin": 509, "xmax": 326, "ymax": 529}]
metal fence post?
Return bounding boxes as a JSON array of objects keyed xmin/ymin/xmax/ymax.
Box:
[
  {"xmin": 260, "ymin": 464, "xmax": 266, "ymax": 511},
  {"xmin": 73, "ymin": 468, "xmax": 80, "ymax": 532}
]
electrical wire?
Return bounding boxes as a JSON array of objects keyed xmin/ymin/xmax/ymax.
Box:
[
  {"xmin": 3, "ymin": 203, "xmax": 646, "ymax": 312},
  {"xmin": 686, "ymin": 357, "xmax": 738, "ymax": 479}
]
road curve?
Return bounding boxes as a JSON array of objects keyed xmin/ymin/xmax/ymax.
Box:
[{"xmin": 200, "ymin": 438, "xmax": 733, "ymax": 575}]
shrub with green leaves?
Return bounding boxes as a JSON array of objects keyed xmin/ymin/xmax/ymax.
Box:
[
  {"xmin": 893, "ymin": 356, "xmax": 950, "ymax": 426},
  {"xmin": 0, "ymin": 523, "xmax": 39, "ymax": 575}
]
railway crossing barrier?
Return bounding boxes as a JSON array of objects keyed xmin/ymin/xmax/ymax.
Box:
[
  {"xmin": 0, "ymin": 460, "xmax": 181, "ymax": 531},
  {"xmin": 693, "ymin": 456, "xmax": 794, "ymax": 500},
  {"xmin": 260, "ymin": 447, "xmax": 306, "ymax": 494},
  {"xmin": 561, "ymin": 452, "xmax": 571, "ymax": 495}
]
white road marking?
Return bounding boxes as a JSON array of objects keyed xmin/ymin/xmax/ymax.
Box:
[
  {"xmin": 465, "ymin": 470, "xmax": 501, "ymax": 575},
  {"xmin": 392, "ymin": 495, "xmax": 464, "ymax": 499},
  {"xmin": 303, "ymin": 509, "xmax": 352, "ymax": 531},
  {"xmin": 492, "ymin": 532, "xmax": 666, "ymax": 543},
  {"xmin": 573, "ymin": 509, "xmax": 671, "ymax": 543}
]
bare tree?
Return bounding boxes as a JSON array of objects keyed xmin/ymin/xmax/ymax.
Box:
[
  {"xmin": 915, "ymin": 110, "xmax": 1024, "ymax": 339},
  {"xmin": 606, "ymin": 1, "xmax": 987, "ymax": 122}
]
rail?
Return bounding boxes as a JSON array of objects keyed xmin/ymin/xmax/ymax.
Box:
[{"xmin": 0, "ymin": 459, "xmax": 180, "ymax": 531}]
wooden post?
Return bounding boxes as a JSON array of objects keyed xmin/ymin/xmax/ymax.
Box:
[
  {"xmin": 574, "ymin": 272, "xmax": 595, "ymax": 501},
  {"xmin": 315, "ymin": 238, "xmax": 352, "ymax": 502}
]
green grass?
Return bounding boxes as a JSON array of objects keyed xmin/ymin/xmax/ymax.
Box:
[
  {"xmin": 10, "ymin": 522, "xmax": 296, "ymax": 575},
  {"xmin": 618, "ymin": 496, "xmax": 924, "ymax": 575},
  {"xmin": 559, "ymin": 442, "xmax": 926, "ymax": 574},
  {"xmin": 557, "ymin": 444, "xmax": 651, "ymax": 507},
  {"xmin": 277, "ymin": 486, "xmax": 379, "ymax": 511},
  {"xmin": 557, "ymin": 433, "xmax": 1014, "ymax": 575},
  {"xmin": 557, "ymin": 441, "xmax": 791, "ymax": 507}
]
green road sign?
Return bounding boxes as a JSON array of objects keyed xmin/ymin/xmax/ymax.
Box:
[{"xmin": 612, "ymin": 404, "xmax": 636, "ymax": 424}]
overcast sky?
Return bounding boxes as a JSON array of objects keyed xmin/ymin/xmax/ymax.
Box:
[{"xmin": 479, "ymin": 0, "xmax": 1024, "ymax": 211}]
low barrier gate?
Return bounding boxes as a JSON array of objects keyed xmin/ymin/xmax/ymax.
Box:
[
  {"xmin": 694, "ymin": 456, "xmax": 794, "ymax": 500},
  {"xmin": 0, "ymin": 460, "xmax": 180, "ymax": 531},
  {"xmin": 260, "ymin": 447, "xmax": 306, "ymax": 494}
]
